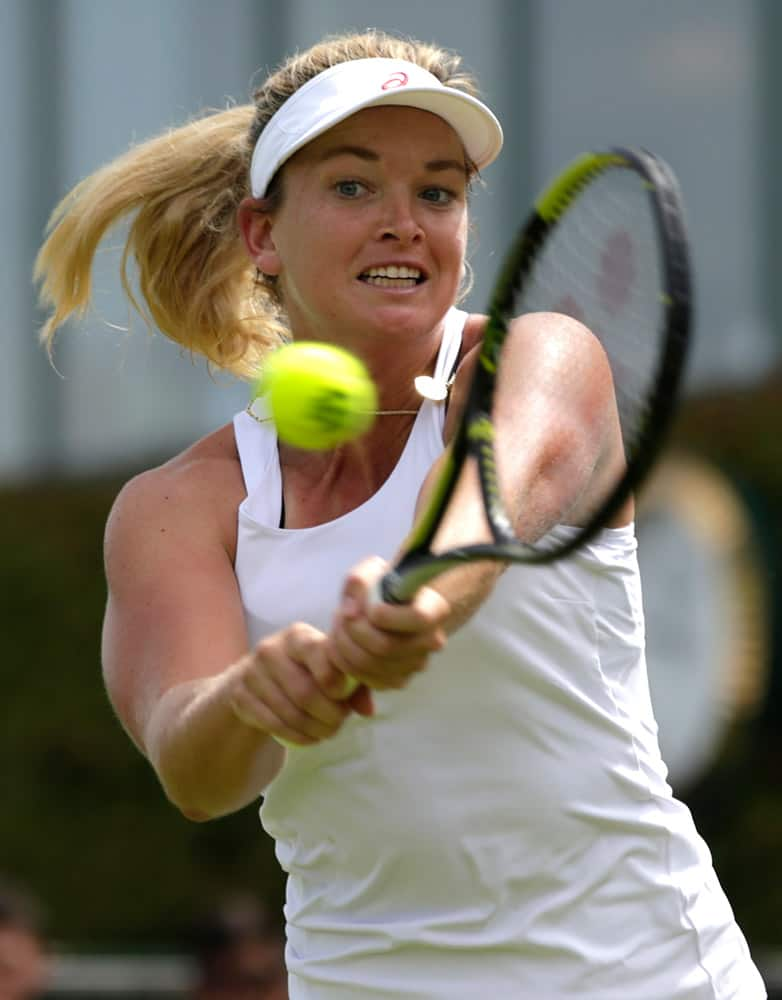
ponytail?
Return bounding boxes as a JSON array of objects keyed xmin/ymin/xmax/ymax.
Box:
[{"xmin": 35, "ymin": 104, "xmax": 286, "ymax": 377}]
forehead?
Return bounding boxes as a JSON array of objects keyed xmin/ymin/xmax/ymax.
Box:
[{"xmin": 294, "ymin": 105, "xmax": 467, "ymax": 167}]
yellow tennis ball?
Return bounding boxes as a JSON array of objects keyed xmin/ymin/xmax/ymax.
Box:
[{"xmin": 255, "ymin": 342, "xmax": 378, "ymax": 450}]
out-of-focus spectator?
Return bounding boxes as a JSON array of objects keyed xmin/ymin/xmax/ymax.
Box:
[
  {"xmin": 188, "ymin": 894, "xmax": 287, "ymax": 1000},
  {"xmin": 0, "ymin": 878, "xmax": 49, "ymax": 999}
]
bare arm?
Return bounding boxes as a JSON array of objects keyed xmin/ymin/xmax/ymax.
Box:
[
  {"xmin": 102, "ymin": 436, "xmax": 361, "ymax": 821},
  {"xmin": 329, "ymin": 312, "xmax": 629, "ymax": 680},
  {"xmin": 434, "ymin": 309, "xmax": 627, "ymax": 557}
]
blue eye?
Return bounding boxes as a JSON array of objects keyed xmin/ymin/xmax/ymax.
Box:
[
  {"xmin": 335, "ymin": 180, "xmax": 365, "ymax": 198},
  {"xmin": 421, "ymin": 187, "xmax": 454, "ymax": 205}
]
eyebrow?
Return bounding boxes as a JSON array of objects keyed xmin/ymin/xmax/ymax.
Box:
[{"xmin": 317, "ymin": 144, "xmax": 468, "ymax": 176}]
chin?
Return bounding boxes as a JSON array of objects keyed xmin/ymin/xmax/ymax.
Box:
[{"xmin": 359, "ymin": 295, "xmax": 452, "ymax": 335}]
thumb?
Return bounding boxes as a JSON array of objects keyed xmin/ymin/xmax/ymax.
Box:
[{"xmin": 340, "ymin": 555, "xmax": 389, "ymax": 619}]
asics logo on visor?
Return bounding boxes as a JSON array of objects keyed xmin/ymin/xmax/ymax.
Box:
[{"xmin": 381, "ymin": 72, "xmax": 409, "ymax": 90}]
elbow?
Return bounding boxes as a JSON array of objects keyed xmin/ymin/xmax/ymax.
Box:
[
  {"xmin": 179, "ymin": 805, "xmax": 217, "ymax": 824},
  {"xmin": 144, "ymin": 738, "xmax": 230, "ymax": 823},
  {"xmin": 159, "ymin": 775, "xmax": 245, "ymax": 823},
  {"xmin": 142, "ymin": 684, "xmax": 284, "ymax": 820},
  {"xmin": 153, "ymin": 766, "xmax": 218, "ymax": 822},
  {"xmin": 152, "ymin": 744, "xmax": 281, "ymax": 822},
  {"xmin": 177, "ymin": 797, "xmax": 241, "ymax": 823}
]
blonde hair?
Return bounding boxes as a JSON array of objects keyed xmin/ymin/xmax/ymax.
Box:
[{"xmin": 34, "ymin": 30, "xmax": 481, "ymax": 378}]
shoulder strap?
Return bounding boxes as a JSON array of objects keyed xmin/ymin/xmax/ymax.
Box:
[
  {"xmin": 232, "ymin": 407, "xmax": 283, "ymax": 527},
  {"xmin": 434, "ymin": 308, "xmax": 466, "ymax": 388}
]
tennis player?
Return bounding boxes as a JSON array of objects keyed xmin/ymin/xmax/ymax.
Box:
[{"xmin": 35, "ymin": 29, "xmax": 766, "ymax": 1000}]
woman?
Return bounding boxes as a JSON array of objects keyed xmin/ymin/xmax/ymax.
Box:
[{"xmin": 35, "ymin": 30, "xmax": 765, "ymax": 1000}]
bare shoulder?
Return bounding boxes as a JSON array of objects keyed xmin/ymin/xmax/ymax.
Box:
[
  {"xmin": 445, "ymin": 311, "xmax": 613, "ymax": 440},
  {"xmin": 515, "ymin": 309, "xmax": 606, "ymax": 347},
  {"xmin": 101, "ymin": 423, "xmax": 253, "ymax": 754},
  {"xmin": 462, "ymin": 309, "xmax": 611, "ymax": 378},
  {"xmin": 466, "ymin": 308, "xmax": 606, "ymax": 350},
  {"xmin": 461, "ymin": 312, "xmax": 487, "ymax": 357},
  {"xmin": 105, "ymin": 423, "xmax": 245, "ymax": 571},
  {"xmin": 508, "ymin": 311, "xmax": 615, "ymax": 399}
]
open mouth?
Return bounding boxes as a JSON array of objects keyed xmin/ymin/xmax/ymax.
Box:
[{"xmin": 358, "ymin": 265, "xmax": 425, "ymax": 289}]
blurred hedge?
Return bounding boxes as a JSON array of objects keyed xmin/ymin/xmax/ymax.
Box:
[
  {"xmin": 668, "ymin": 370, "xmax": 782, "ymax": 951},
  {"xmin": 1, "ymin": 372, "xmax": 780, "ymax": 952},
  {"xmin": 0, "ymin": 477, "xmax": 284, "ymax": 951}
]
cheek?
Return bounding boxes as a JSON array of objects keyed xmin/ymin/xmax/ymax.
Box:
[
  {"xmin": 277, "ymin": 201, "xmax": 356, "ymax": 269},
  {"xmin": 442, "ymin": 213, "xmax": 469, "ymax": 259},
  {"xmin": 438, "ymin": 217, "xmax": 469, "ymax": 281},
  {"xmin": 457, "ymin": 213, "xmax": 470, "ymax": 252}
]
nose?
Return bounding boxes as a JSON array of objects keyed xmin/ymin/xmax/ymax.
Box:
[{"xmin": 378, "ymin": 191, "xmax": 423, "ymax": 245}]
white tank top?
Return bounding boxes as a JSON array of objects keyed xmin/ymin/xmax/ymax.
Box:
[{"xmin": 232, "ymin": 309, "xmax": 765, "ymax": 999}]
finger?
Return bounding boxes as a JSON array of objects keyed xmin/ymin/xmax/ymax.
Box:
[
  {"xmin": 330, "ymin": 626, "xmax": 428, "ymax": 690},
  {"xmin": 340, "ymin": 615, "xmax": 444, "ymax": 659},
  {"xmin": 366, "ymin": 585, "xmax": 450, "ymax": 636},
  {"xmin": 243, "ymin": 644, "xmax": 350, "ymax": 737},
  {"xmin": 284, "ymin": 666, "xmax": 352, "ymax": 731},
  {"xmin": 304, "ymin": 640, "xmax": 361, "ymax": 701},
  {"xmin": 339, "ymin": 556, "xmax": 389, "ymax": 618},
  {"xmin": 229, "ymin": 683, "xmax": 319, "ymax": 745},
  {"xmin": 284, "ymin": 624, "xmax": 357, "ymax": 701},
  {"xmin": 232, "ymin": 704, "xmax": 315, "ymax": 747}
]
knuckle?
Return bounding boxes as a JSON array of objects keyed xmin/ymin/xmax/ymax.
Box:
[
  {"xmin": 311, "ymin": 659, "xmax": 340, "ymax": 689},
  {"xmin": 370, "ymin": 630, "xmax": 399, "ymax": 657},
  {"xmin": 282, "ymin": 705, "xmax": 313, "ymax": 735},
  {"xmin": 287, "ymin": 671, "xmax": 317, "ymax": 706},
  {"xmin": 288, "ymin": 621, "xmax": 314, "ymax": 645},
  {"xmin": 252, "ymin": 635, "xmax": 276, "ymax": 662},
  {"xmin": 228, "ymin": 692, "xmax": 254, "ymax": 726}
]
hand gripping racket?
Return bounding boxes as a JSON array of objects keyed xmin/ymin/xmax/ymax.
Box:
[{"xmin": 375, "ymin": 146, "xmax": 692, "ymax": 604}]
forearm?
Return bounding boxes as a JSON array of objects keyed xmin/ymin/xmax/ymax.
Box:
[
  {"xmin": 420, "ymin": 316, "xmax": 617, "ymax": 632},
  {"xmin": 414, "ymin": 456, "xmax": 506, "ymax": 634},
  {"xmin": 143, "ymin": 671, "xmax": 285, "ymax": 821}
]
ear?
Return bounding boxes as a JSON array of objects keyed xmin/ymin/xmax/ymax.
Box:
[{"xmin": 238, "ymin": 197, "xmax": 281, "ymax": 276}]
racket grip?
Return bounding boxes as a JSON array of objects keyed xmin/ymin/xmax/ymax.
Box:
[
  {"xmin": 367, "ymin": 577, "xmax": 387, "ymax": 610},
  {"xmin": 339, "ymin": 674, "xmax": 360, "ymax": 699},
  {"xmin": 368, "ymin": 570, "xmax": 409, "ymax": 608}
]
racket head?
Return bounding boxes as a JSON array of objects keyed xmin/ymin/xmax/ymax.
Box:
[{"xmin": 381, "ymin": 147, "xmax": 692, "ymax": 603}]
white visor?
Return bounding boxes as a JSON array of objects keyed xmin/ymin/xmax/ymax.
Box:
[{"xmin": 250, "ymin": 57, "xmax": 504, "ymax": 198}]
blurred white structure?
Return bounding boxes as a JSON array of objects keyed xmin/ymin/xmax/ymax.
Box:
[{"xmin": 2, "ymin": 0, "xmax": 778, "ymax": 482}]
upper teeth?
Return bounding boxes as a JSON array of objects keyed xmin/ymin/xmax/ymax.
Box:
[{"xmin": 364, "ymin": 266, "xmax": 421, "ymax": 279}]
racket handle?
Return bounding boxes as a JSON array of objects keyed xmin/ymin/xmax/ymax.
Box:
[
  {"xmin": 339, "ymin": 674, "xmax": 360, "ymax": 699},
  {"xmin": 367, "ymin": 577, "xmax": 387, "ymax": 610},
  {"xmin": 368, "ymin": 570, "xmax": 410, "ymax": 608}
]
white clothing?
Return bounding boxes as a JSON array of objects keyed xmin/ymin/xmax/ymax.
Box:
[{"xmin": 232, "ymin": 308, "xmax": 765, "ymax": 999}]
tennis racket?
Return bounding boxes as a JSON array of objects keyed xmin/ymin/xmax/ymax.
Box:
[{"xmin": 375, "ymin": 146, "xmax": 692, "ymax": 604}]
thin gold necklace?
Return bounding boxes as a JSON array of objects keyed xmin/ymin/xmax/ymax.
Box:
[{"xmin": 245, "ymin": 373, "xmax": 454, "ymax": 425}]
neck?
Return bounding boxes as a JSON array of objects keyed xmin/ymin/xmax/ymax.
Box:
[
  {"xmin": 277, "ymin": 409, "xmax": 419, "ymax": 528},
  {"xmin": 365, "ymin": 333, "xmax": 446, "ymax": 414}
]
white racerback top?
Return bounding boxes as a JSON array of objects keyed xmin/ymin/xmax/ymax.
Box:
[{"xmin": 232, "ymin": 309, "xmax": 765, "ymax": 999}]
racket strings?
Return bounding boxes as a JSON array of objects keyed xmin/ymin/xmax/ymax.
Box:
[{"xmin": 519, "ymin": 168, "xmax": 665, "ymax": 459}]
